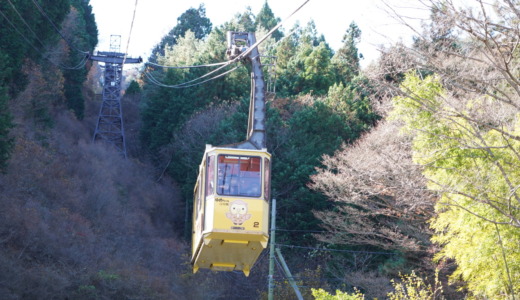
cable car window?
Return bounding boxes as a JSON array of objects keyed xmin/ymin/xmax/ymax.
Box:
[
  {"xmin": 194, "ymin": 182, "xmax": 203, "ymax": 232},
  {"xmin": 264, "ymin": 157, "xmax": 270, "ymax": 201},
  {"xmin": 217, "ymin": 155, "xmax": 261, "ymax": 197},
  {"xmin": 206, "ymin": 155, "xmax": 214, "ymax": 196}
]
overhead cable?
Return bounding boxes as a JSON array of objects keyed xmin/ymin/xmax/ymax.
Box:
[
  {"xmin": 144, "ymin": 58, "xmax": 237, "ymax": 89},
  {"xmin": 122, "ymin": 0, "xmax": 139, "ymax": 68},
  {"xmin": 275, "ymin": 228, "xmax": 329, "ymax": 233},
  {"xmin": 275, "ymin": 244, "xmax": 397, "ymax": 255},
  {"xmin": 145, "ymin": 61, "xmax": 229, "ymax": 69},
  {"xmin": 144, "ymin": 65, "xmax": 242, "ymax": 88},
  {"xmin": 6, "ymin": 0, "xmax": 46, "ymax": 48},
  {"xmin": 31, "ymin": 0, "xmax": 89, "ymax": 54},
  {"xmin": 0, "ymin": 7, "xmax": 87, "ymax": 70}
]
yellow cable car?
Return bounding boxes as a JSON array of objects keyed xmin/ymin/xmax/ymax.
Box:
[
  {"xmin": 191, "ymin": 146, "xmax": 271, "ymax": 276},
  {"xmin": 191, "ymin": 32, "xmax": 271, "ymax": 276}
]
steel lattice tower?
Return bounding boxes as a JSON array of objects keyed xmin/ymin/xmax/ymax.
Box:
[{"xmin": 90, "ymin": 36, "xmax": 142, "ymax": 158}]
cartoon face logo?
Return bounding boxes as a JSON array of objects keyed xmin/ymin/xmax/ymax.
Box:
[{"xmin": 225, "ymin": 200, "xmax": 252, "ymax": 225}]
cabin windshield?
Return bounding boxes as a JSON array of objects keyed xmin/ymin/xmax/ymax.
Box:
[{"xmin": 217, "ymin": 155, "xmax": 261, "ymax": 197}]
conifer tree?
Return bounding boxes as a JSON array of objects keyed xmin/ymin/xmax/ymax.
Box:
[
  {"xmin": 255, "ymin": 1, "xmax": 283, "ymax": 40},
  {"xmin": 0, "ymin": 85, "xmax": 13, "ymax": 171},
  {"xmin": 332, "ymin": 22, "xmax": 362, "ymax": 85},
  {"xmin": 148, "ymin": 5, "xmax": 212, "ymax": 63}
]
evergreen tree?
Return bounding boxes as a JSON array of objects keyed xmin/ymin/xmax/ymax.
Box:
[
  {"xmin": 0, "ymin": 85, "xmax": 13, "ymax": 172},
  {"xmin": 232, "ymin": 7, "xmax": 256, "ymax": 32},
  {"xmin": 62, "ymin": 0, "xmax": 98, "ymax": 119},
  {"xmin": 302, "ymin": 42, "xmax": 335, "ymax": 94},
  {"xmin": 0, "ymin": 0, "xmax": 69, "ymax": 96},
  {"xmin": 171, "ymin": 4, "xmax": 212, "ymax": 40},
  {"xmin": 141, "ymin": 30, "xmax": 249, "ymax": 153},
  {"xmin": 255, "ymin": 1, "xmax": 283, "ymax": 40},
  {"xmin": 332, "ymin": 22, "xmax": 362, "ymax": 84},
  {"xmin": 125, "ymin": 80, "xmax": 141, "ymax": 95},
  {"xmin": 276, "ymin": 24, "xmax": 334, "ymax": 96},
  {"xmin": 274, "ymin": 23, "xmax": 299, "ymax": 72},
  {"xmin": 148, "ymin": 5, "xmax": 212, "ymax": 63}
]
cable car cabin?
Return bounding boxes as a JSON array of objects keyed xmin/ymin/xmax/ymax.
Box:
[{"xmin": 191, "ymin": 145, "xmax": 271, "ymax": 276}]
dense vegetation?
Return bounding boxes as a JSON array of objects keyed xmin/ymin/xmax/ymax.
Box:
[{"xmin": 1, "ymin": 0, "xmax": 520, "ymax": 299}]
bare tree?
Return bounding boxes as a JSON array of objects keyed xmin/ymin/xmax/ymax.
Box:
[{"xmin": 311, "ymin": 120, "xmax": 435, "ymax": 253}]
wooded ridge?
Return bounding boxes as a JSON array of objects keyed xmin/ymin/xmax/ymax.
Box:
[{"xmin": 0, "ymin": 1, "xmax": 519, "ymax": 299}]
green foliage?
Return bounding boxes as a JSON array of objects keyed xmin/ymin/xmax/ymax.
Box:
[
  {"xmin": 391, "ymin": 73, "xmax": 520, "ymax": 298},
  {"xmin": 0, "ymin": 85, "xmax": 14, "ymax": 171},
  {"xmin": 302, "ymin": 42, "xmax": 335, "ymax": 93},
  {"xmin": 274, "ymin": 25, "xmax": 298, "ymax": 71},
  {"xmin": 312, "ymin": 288, "xmax": 365, "ymax": 300},
  {"xmin": 170, "ymin": 4, "xmax": 212, "ymax": 40},
  {"xmin": 271, "ymin": 91, "xmax": 376, "ymax": 242},
  {"xmin": 0, "ymin": 0, "xmax": 69, "ymax": 95},
  {"xmin": 97, "ymin": 269, "xmax": 120, "ymax": 281},
  {"xmin": 387, "ymin": 271, "xmax": 443, "ymax": 300},
  {"xmin": 275, "ymin": 22, "xmax": 336, "ymax": 96},
  {"xmin": 0, "ymin": 0, "xmax": 95, "ymax": 193},
  {"xmin": 274, "ymin": 100, "xmax": 349, "ymax": 232},
  {"xmin": 332, "ymin": 22, "xmax": 362, "ymax": 84},
  {"xmin": 325, "ymin": 81, "xmax": 379, "ymax": 127},
  {"xmin": 148, "ymin": 5, "xmax": 212, "ymax": 63},
  {"xmin": 141, "ymin": 29, "xmax": 250, "ymax": 152},
  {"xmin": 227, "ymin": 7, "xmax": 256, "ymax": 32},
  {"xmin": 125, "ymin": 80, "xmax": 141, "ymax": 95},
  {"xmin": 0, "ymin": 1, "xmax": 97, "ymax": 121},
  {"xmin": 62, "ymin": 1, "xmax": 98, "ymax": 119},
  {"xmin": 0, "ymin": 49, "xmax": 13, "ymax": 171},
  {"xmin": 255, "ymin": 2, "xmax": 283, "ymax": 40},
  {"xmin": 70, "ymin": 0, "xmax": 98, "ymax": 48}
]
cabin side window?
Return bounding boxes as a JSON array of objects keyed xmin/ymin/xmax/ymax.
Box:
[
  {"xmin": 205, "ymin": 155, "xmax": 215, "ymax": 197},
  {"xmin": 264, "ymin": 157, "xmax": 271, "ymax": 201},
  {"xmin": 217, "ymin": 155, "xmax": 261, "ymax": 197},
  {"xmin": 194, "ymin": 177, "xmax": 203, "ymax": 233}
]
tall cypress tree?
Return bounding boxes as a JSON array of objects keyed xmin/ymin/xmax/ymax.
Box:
[
  {"xmin": 332, "ymin": 22, "xmax": 362, "ymax": 84},
  {"xmin": 255, "ymin": 1, "xmax": 283, "ymax": 40}
]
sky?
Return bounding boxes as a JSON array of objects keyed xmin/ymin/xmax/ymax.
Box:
[{"xmin": 89, "ymin": 0, "xmax": 430, "ymax": 67}]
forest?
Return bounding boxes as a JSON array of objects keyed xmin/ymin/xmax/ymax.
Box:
[{"xmin": 0, "ymin": 0, "xmax": 519, "ymax": 299}]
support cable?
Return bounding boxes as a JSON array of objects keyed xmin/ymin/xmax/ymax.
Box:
[{"xmin": 275, "ymin": 247, "xmax": 304, "ymax": 300}]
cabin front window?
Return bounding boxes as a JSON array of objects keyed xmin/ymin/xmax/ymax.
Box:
[{"xmin": 217, "ymin": 155, "xmax": 261, "ymax": 197}]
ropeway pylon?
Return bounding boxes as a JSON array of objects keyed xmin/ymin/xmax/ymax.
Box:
[{"xmin": 89, "ymin": 35, "xmax": 142, "ymax": 158}]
